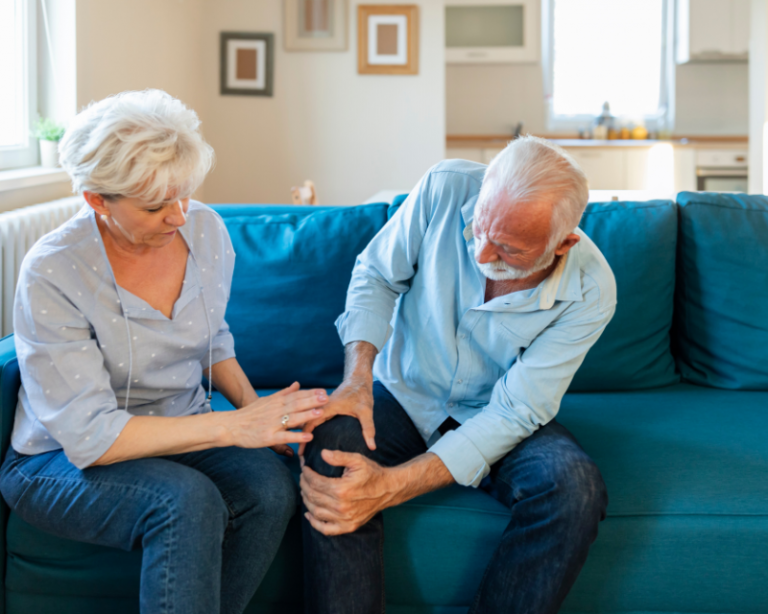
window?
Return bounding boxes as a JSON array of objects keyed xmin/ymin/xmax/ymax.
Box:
[
  {"xmin": 543, "ymin": 0, "xmax": 673, "ymax": 130},
  {"xmin": 0, "ymin": 0, "xmax": 37, "ymax": 170}
]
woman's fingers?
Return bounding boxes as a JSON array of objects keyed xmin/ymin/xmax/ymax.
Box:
[
  {"xmin": 285, "ymin": 390, "xmax": 329, "ymax": 413},
  {"xmin": 286, "ymin": 408, "xmax": 324, "ymax": 429},
  {"xmin": 275, "ymin": 430, "xmax": 315, "ymax": 445},
  {"xmin": 274, "ymin": 382, "xmax": 301, "ymax": 396}
]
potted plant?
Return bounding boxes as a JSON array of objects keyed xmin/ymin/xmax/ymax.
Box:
[{"xmin": 33, "ymin": 118, "xmax": 66, "ymax": 168}]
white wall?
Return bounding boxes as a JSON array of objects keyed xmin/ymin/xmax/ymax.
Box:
[
  {"xmin": 749, "ymin": 0, "xmax": 767, "ymax": 193},
  {"xmin": 199, "ymin": 0, "xmax": 445, "ymax": 205}
]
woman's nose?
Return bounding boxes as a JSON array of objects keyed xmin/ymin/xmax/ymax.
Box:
[{"xmin": 165, "ymin": 201, "xmax": 187, "ymax": 227}]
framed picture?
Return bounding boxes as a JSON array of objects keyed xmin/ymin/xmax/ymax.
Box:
[
  {"xmin": 357, "ymin": 5, "xmax": 419, "ymax": 75},
  {"xmin": 220, "ymin": 32, "xmax": 274, "ymax": 96},
  {"xmin": 284, "ymin": 0, "xmax": 348, "ymax": 51}
]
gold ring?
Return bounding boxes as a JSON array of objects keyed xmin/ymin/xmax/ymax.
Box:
[{"xmin": 281, "ymin": 414, "xmax": 290, "ymax": 427}]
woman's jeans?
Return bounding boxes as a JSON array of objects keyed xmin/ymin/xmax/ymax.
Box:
[
  {"xmin": 0, "ymin": 445, "xmax": 298, "ymax": 614},
  {"xmin": 303, "ymin": 382, "xmax": 608, "ymax": 614}
]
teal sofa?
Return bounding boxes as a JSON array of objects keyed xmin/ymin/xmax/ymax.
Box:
[{"xmin": 1, "ymin": 191, "xmax": 767, "ymax": 613}]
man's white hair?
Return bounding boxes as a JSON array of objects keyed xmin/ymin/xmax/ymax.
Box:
[
  {"xmin": 59, "ymin": 89, "xmax": 214, "ymax": 204},
  {"xmin": 479, "ymin": 135, "xmax": 589, "ymax": 249}
]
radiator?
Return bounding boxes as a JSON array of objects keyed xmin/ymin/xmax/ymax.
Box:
[{"xmin": 0, "ymin": 196, "xmax": 84, "ymax": 337}]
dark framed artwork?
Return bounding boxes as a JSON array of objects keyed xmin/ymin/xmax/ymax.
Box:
[{"xmin": 220, "ymin": 32, "xmax": 274, "ymax": 96}]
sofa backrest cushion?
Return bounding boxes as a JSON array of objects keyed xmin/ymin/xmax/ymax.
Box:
[
  {"xmin": 390, "ymin": 197, "xmax": 680, "ymax": 391},
  {"xmin": 213, "ymin": 204, "xmax": 390, "ymax": 388},
  {"xmin": 675, "ymin": 192, "xmax": 768, "ymax": 389},
  {"xmin": 569, "ymin": 200, "xmax": 679, "ymax": 390}
]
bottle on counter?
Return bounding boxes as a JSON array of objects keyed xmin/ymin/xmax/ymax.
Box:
[
  {"xmin": 619, "ymin": 126, "xmax": 631, "ymax": 140},
  {"xmin": 592, "ymin": 102, "xmax": 614, "ymax": 141}
]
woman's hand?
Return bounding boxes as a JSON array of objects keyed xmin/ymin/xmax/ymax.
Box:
[{"xmin": 219, "ymin": 382, "xmax": 329, "ymax": 450}]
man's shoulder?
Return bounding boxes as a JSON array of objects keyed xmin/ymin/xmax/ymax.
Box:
[
  {"xmin": 427, "ymin": 159, "xmax": 487, "ymax": 187},
  {"xmin": 574, "ymin": 228, "xmax": 617, "ymax": 314}
]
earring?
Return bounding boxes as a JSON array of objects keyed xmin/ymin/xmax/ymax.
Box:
[{"xmin": 100, "ymin": 214, "xmax": 108, "ymax": 221}]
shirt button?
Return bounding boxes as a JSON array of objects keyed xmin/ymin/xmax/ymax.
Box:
[
  {"xmin": 448, "ymin": 402, "xmax": 454, "ymax": 407},
  {"xmin": 460, "ymin": 334, "xmax": 466, "ymax": 339},
  {"xmin": 457, "ymin": 379, "xmax": 463, "ymax": 384},
  {"xmin": 423, "ymin": 428, "xmax": 429, "ymax": 435}
]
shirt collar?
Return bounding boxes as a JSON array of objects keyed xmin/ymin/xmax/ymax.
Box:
[{"xmin": 461, "ymin": 199, "xmax": 584, "ymax": 310}]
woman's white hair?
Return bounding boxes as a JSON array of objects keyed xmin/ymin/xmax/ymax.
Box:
[
  {"xmin": 59, "ymin": 89, "xmax": 214, "ymax": 204},
  {"xmin": 480, "ymin": 135, "xmax": 589, "ymax": 250}
]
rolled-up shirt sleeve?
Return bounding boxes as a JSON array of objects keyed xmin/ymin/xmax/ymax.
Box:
[
  {"xmin": 429, "ymin": 286, "xmax": 617, "ymax": 487},
  {"xmin": 202, "ymin": 317, "xmax": 236, "ymax": 369},
  {"xmin": 14, "ymin": 270, "xmax": 132, "ymax": 470},
  {"xmin": 336, "ymin": 171, "xmax": 435, "ymax": 351}
]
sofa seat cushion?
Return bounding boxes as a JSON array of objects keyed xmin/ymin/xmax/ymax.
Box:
[
  {"xmin": 675, "ymin": 192, "xmax": 768, "ymax": 389},
  {"xmin": 7, "ymin": 384, "xmax": 768, "ymax": 613},
  {"xmin": 211, "ymin": 205, "xmax": 390, "ymax": 389}
]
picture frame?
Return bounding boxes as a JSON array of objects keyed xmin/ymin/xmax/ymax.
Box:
[
  {"xmin": 284, "ymin": 0, "xmax": 348, "ymax": 51},
  {"xmin": 357, "ymin": 5, "xmax": 419, "ymax": 75},
  {"xmin": 220, "ymin": 32, "xmax": 274, "ymax": 96}
]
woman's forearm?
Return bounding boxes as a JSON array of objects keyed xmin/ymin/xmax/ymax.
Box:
[
  {"xmin": 205, "ymin": 357, "xmax": 258, "ymax": 409},
  {"xmin": 91, "ymin": 412, "xmax": 230, "ymax": 466}
]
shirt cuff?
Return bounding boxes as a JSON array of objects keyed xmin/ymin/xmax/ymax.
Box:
[
  {"xmin": 428, "ymin": 429, "xmax": 490, "ymax": 488},
  {"xmin": 335, "ymin": 309, "xmax": 393, "ymax": 352}
]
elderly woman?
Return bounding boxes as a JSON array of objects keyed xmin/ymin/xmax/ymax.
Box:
[{"xmin": 0, "ymin": 90, "xmax": 327, "ymax": 614}]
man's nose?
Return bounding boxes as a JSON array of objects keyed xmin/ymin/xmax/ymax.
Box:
[{"xmin": 475, "ymin": 238, "xmax": 499, "ymax": 264}]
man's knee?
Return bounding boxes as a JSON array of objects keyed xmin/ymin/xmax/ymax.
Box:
[
  {"xmin": 304, "ymin": 415, "xmax": 370, "ymax": 478},
  {"xmin": 552, "ymin": 454, "xmax": 608, "ymax": 529}
]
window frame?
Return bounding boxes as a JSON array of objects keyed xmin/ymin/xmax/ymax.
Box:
[
  {"xmin": 0, "ymin": 0, "xmax": 38, "ymax": 171},
  {"xmin": 541, "ymin": 0, "xmax": 675, "ymax": 133}
]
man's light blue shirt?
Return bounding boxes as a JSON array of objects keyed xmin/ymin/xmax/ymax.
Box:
[{"xmin": 335, "ymin": 160, "xmax": 617, "ymax": 487}]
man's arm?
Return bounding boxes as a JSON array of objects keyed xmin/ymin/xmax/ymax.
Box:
[
  {"xmin": 301, "ymin": 450, "xmax": 454, "ymax": 536},
  {"xmin": 299, "ymin": 341, "xmax": 378, "ymax": 455}
]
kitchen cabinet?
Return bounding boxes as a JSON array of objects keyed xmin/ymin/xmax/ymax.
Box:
[
  {"xmin": 677, "ymin": 0, "xmax": 749, "ymax": 63},
  {"xmin": 446, "ymin": 145, "xmax": 670, "ymax": 191}
]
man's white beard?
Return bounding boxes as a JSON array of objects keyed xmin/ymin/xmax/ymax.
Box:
[{"xmin": 476, "ymin": 249, "xmax": 557, "ymax": 281}]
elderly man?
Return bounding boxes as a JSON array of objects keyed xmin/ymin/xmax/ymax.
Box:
[{"xmin": 300, "ymin": 136, "xmax": 617, "ymax": 613}]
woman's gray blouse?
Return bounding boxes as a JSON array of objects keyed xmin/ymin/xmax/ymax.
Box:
[{"xmin": 11, "ymin": 201, "xmax": 236, "ymax": 469}]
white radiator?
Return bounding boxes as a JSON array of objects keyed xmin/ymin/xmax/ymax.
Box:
[{"xmin": 0, "ymin": 196, "xmax": 84, "ymax": 337}]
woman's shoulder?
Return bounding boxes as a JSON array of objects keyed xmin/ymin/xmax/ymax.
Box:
[
  {"xmin": 183, "ymin": 201, "xmax": 235, "ymax": 258},
  {"xmin": 21, "ymin": 205, "xmax": 96, "ymax": 277}
]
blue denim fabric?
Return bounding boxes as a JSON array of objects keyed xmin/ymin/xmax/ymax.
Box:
[
  {"xmin": 0, "ymin": 445, "xmax": 297, "ymax": 614},
  {"xmin": 303, "ymin": 382, "xmax": 608, "ymax": 614}
]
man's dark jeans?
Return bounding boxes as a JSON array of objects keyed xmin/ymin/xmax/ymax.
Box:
[{"xmin": 302, "ymin": 382, "xmax": 608, "ymax": 614}]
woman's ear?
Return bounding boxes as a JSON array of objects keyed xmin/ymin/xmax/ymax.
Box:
[{"xmin": 83, "ymin": 191, "xmax": 109, "ymax": 217}]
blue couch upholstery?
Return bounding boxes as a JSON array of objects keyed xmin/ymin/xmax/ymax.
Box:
[{"xmin": 1, "ymin": 192, "xmax": 767, "ymax": 613}]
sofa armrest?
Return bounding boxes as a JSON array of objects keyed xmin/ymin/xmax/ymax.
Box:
[{"xmin": 0, "ymin": 334, "xmax": 19, "ymax": 614}]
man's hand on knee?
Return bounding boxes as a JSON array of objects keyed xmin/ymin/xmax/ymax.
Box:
[
  {"xmin": 299, "ymin": 380, "xmax": 376, "ymax": 458},
  {"xmin": 300, "ymin": 449, "xmax": 394, "ymax": 536}
]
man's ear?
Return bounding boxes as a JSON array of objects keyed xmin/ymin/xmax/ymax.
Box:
[
  {"xmin": 83, "ymin": 191, "xmax": 109, "ymax": 217},
  {"xmin": 555, "ymin": 233, "xmax": 580, "ymax": 256}
]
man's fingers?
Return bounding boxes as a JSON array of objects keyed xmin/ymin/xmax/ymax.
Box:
[
  {"xmin": 304, "ymin": 512, "xmax": 346, "ymax": 536},
  {"xmin": 321, "ymin": 449, "xmax": 363, "ymax": 468},
  {"xmin": 358, "ymin": 410, "xmax": 377, "ymax": 451},
  {"xmin": 301, "ymin": 492, "xmax": 343, "ymax": 522},
  {"xmin": 301, "ymin": 464, "xmax": 337, "ymax": 495}
]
